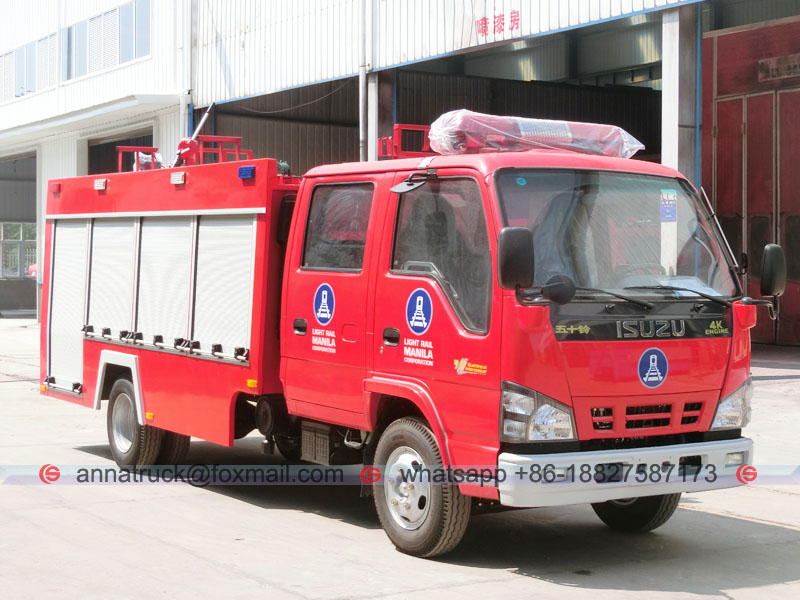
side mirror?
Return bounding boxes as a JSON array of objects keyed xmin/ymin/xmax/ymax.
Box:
[
  {"xmin": 497, "ymin": 227, "xmax": 534, "ymax": 289},
  {"xmin": 760, "ymin": 244, "xmax": 786, "ymax": 298}
]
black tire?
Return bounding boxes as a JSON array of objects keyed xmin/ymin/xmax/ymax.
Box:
[
  {"xmin": 592, "ymin": 493, "xmax": 681, "ymax": 532},
  {"xmin": 156, "ymin": 431, "xmax": 191, "ymax": 464},
  {"xmin": 373, "ymin": 417, "xmax": 470, "ymax": 558},
  {"xmin": 107, "ymin": 379, "xmax": 163, "ymax": 466},
  {"xmin": 274, "ymin": 434, "xmax": 302, "ymax": 462}
]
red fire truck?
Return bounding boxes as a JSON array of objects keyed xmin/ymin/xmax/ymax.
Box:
[{"xmin": 41, "ymin": 112, "xmax": 785, "ymax": 557}]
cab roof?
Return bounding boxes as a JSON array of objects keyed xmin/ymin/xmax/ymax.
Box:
[{"xmin": 304, "ymin": 149, "xmax": 687, "ymax": 183}]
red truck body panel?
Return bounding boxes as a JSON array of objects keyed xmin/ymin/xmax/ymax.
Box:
[{"xmin": 42, "ymin": 159, "xmax": 299, "ymax": 446}]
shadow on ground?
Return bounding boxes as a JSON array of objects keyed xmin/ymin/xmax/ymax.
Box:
[{"xmin": 77, "ymin": 437, "xmax": 800, "ymax": 596}]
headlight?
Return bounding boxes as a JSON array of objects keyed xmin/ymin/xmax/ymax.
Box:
[
  {"xmin": 500, "ymin": 382, "xmax": 576, "ymax": 442},
  {"xmin": 711, "ymin": 378, "xmax": 753, "ymax": 430}
]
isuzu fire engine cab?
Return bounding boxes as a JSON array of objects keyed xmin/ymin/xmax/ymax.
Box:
[{"xmin": 41, "ymin": 111, "xmax": 786, "ymax": 557}]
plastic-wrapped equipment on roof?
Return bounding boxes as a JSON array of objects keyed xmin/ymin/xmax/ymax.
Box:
[{"xmin": 427, "ymin": 109, "xmax": 644, "ymax": 159}]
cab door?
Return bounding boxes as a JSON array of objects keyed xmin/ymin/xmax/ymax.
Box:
[
  {"xmin": 371, "ymin": 171, "xmax": 502, "ymax": 457},
  {"xmin": 283, "ymin": 176, "xmax": 383, "ymax": 423}
]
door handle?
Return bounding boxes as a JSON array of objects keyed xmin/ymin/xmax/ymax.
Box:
[
  {"xmin": 293, "ymin": 318, "xmax": 307, "ymax": 335},
  {"xmin": 383, "ymin": 327, "xmax": 400, "ymax": 346}
]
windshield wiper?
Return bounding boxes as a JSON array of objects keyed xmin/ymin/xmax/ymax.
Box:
[
  {"xmin": 575, "ymin": 287, "xmax": 654, "ymax": 309},
  {"xmin": 623, "ymin": 285, "xmax": 732, "ymax": 308}
]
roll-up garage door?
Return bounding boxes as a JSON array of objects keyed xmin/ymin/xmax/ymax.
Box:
[
  {"xmin": 137, "ymin": 217, "xmax": 193, "ymax": 346},
  {"xmin": 88, "ymin": 219, "xmax": 137, "ymax": 340},
  {"xmin": 48, "ymin": 220, "xmax": 89, "ymax": 389},
  {"xmin": 193, "ymin": 215, "xmax": 256, "ymax": 355}
]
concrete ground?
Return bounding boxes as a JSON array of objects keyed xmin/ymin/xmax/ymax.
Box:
[{"xmin": 1, "ymin": 317, "xmax": 799, "ymax": 599}]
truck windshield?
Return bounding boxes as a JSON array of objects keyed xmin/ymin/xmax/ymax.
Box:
[{"xmin": 495, "ymin": 169, "xmax": 737, "ymax": 299}]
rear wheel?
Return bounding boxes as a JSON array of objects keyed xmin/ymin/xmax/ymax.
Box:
[
  {"xmin": 156, "ymin": 431, "xmax": 191, "ymax": 464},
  {"xmin": 373, "ymin": 418, "xmax": 470, "ymax": 557},
  {"xmin": 592, "ymin": 493, "xmax": 681, "ymax": 532},
  {"xmin": 107, "ymin": 379, "xmax": 163, "ymax": 466}
]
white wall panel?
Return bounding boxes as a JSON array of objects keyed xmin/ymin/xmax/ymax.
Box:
[
  {"xmin": 0, "ymin": 0, "xmax": 180, "ymax": 135},
  {"xmin": 154, "ymin": 109, "xmax": 182, "ymax": 165},
  {"xmin": 192, "ymin": 0, "xmax": 700, "ymax": 104},
  {"xmin": 374, "ymin": 0, "xmax": 701, "ymax": 70},
  {"xmin": 194, "ymin": 0, "xmax": 360, "ymax": 106}
]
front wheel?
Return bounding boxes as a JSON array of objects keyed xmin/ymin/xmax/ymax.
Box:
[
  {"xmin": 373, "ymin": 418, "xmax": 470, "ymax": 557},
  {"xmin": 591, "ymin": 493, "xmax": 681, "ymax": 532},
  {"xmin": 107, "ymin": 379, "xmax": 163, "ymax": 466}
]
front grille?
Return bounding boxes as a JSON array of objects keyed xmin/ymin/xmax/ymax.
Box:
[
  {"xmin": 681, "ymin": 401, "xmax": 703, "ymax": 425},
  {"xmin": 627, "ymin": 417, "xmax": 670, "ymax": 429},
  {"xmin": 627, "ymin": 404, "xmax": 671, "ymax": 415},
  {"xmin": 591, "ymin": 407, "xmax": 614, "ymax": 431},
  {"xmin": 626, "ymin": 403, "xmax": 671, "ymax": 429},
  {"xmin": 585, "ymin": 397, "xmax": 708, "ymax": 436}
]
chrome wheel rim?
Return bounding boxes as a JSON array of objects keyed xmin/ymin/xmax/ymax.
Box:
[
  {"xmin": 112, "ymin": 393, "xmax": 136, "ymax": 454},
  {"xmin": 384, "ymin": 445, "xmax": 431, "ymax": 530}
]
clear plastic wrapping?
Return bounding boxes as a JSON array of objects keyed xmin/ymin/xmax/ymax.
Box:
[{"xmin": 428, "ymin": 109, "xmax": 644, "ymax": 159}]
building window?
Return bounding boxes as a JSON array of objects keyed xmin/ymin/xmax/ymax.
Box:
[
  {"xmin": 0, "ymin": 223, "xmax": 36, "ymax": 278},
  {"xmin": 62, "ymin": 0, "xmax": 150, "ymax": 82},
  {"xmin": 0, "ymin": 35, "xmax": 56, "ymax": 101},
  {"xmin": 0, "ymin": 53, "xmax": 12, "ymax": 101}
]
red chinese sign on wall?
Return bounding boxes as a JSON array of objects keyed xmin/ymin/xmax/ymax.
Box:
[{"xmin": 476, "ymin": 9, "xmax": 520, "ymax": 37}]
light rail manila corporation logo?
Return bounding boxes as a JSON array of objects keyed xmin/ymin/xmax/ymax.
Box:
[
  {"xmin": 406, "ymin": 288, "xmax": 433, "ymax": 335},
  {"xmin": 638, "ymin": 348, "xmax": 668, "ymax": 389},
  {"xmin": 313, "ymin": 283, "xmax": 335, "ymax": 326}
]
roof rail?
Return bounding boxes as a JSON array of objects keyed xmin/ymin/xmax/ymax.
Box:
[{"xmin": 116, "ymin": 146, "xmax": 160, "ymax": 172}]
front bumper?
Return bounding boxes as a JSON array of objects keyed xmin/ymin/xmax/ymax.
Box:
[{"xmin": 498, "ymin": 437, "xmax": 753, "ymax": 508}]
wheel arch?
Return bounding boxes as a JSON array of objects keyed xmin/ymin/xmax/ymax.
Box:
[
  {"xmin": 364, "ymin": 377, "xmax": 453, "ymax": 467},
  {"xmin": 93, "ymin": 350, "xmax": 145, "ymax": 426}
]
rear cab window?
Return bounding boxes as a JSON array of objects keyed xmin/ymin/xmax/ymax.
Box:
[{"xmin": 303, "ymin": 183, "xmax": 374, "ymax": 271}]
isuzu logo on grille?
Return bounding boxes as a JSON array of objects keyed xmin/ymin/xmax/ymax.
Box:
[{"xmin": 616, "ymin": 320, "xmax": 686, "ymax": 339}]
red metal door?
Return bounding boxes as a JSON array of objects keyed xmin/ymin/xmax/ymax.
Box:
[
  {"xmin": 714, "ymin": 98, "xmax": 744, "ymax": 261},
  {"xmin": 778, "ymin": 89, "xmax": 800, "ymax": 344},
  {"xmin": 283, "ymin": 176, "xmax": 385, "ymax": 422},
  {"xmin": 745, "ymin": 92, "xmax": 777, "ymax": 343}
]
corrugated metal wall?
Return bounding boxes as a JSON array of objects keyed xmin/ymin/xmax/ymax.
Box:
[
  {"xmin": 395, "ymin": 71, "xmax": 661, "ymax": 157},
  {"xmin": 215, "ymin": 114, "xmax": 357, "ymax": 175},
  {"xmin": 578, "ymin": 19, "xmax": 661, "ymax": 74},
  {"xmin": 712, "ymin": 0, "xmax": 800, "ymax": 29},
  {"xmin": 194, "ymin": 0, "xmax": 360, "ymax": 106},
  {"xmin": 375, "ymin": 0, "xmax": 701, "ymax": 70},
  {"xmin": 212, "ymin": 79, "xmax": 359, "ymax": 174},
  {"xmin": 193, "ymin": 0, "xmax": 701, "ymax": 105},
  {"xmin": 217, "ymin": 80, "xmax": 359, "ymax": 126},
  {"xmin": 463, "ymin": 35, "xmax": 571, "ymax": 81}
]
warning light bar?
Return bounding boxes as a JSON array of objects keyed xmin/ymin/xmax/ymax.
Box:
[{"xmin": 428, "ymin": 109, "xmax": 644, "ymax": 159}]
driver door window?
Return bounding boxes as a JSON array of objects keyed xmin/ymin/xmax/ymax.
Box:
[{"xmin": 391, "ymin": 179, "xmax": 492, "ymax": 333}]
